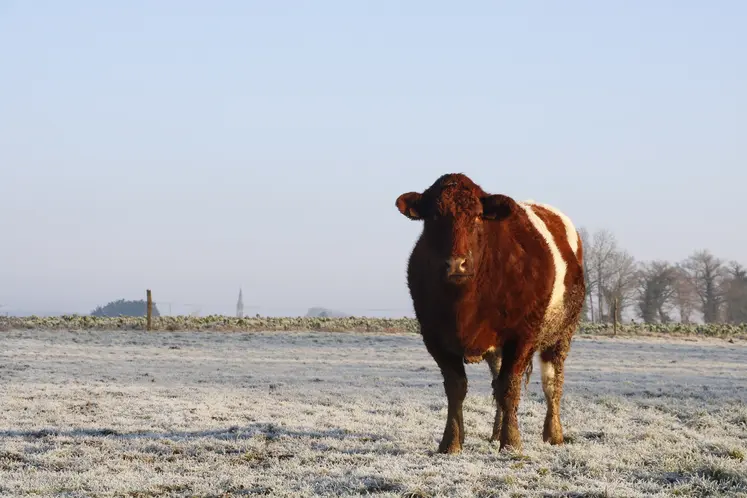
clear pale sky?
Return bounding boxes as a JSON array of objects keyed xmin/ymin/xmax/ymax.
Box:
[{"xmin": 1, "ymin": 1, "xmax": 744, "ymax": 316}]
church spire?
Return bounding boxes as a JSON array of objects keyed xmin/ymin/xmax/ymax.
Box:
[{"xmin": 236, "ymin": 288, "xmax": 244, "ymax": 318}]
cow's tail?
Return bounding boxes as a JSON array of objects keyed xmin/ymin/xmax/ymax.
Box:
[{"xmin": 523, "ymin": 360, "xmax": 533, "ymax": 388}]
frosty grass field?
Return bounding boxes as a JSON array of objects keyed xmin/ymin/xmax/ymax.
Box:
[{"xmin": 1, "ymin": 329, "xmax": 746, "ymax": 497}]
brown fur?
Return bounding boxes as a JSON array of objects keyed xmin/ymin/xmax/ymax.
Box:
[{"xmin": 396, "ymin": 173, "xmax": 585, "ymax": 454}]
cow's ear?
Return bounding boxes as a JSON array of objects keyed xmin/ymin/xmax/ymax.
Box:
[
  {"xmin": 481, "ymin": 194, "xmax": 514, "ymax": 221},
  {"xmin": 396, "ymin": 192, "xmax": 425, "ymax": 220}
]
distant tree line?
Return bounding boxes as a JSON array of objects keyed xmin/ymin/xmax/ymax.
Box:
[
  {"xmin": 579, "ymin": 228, "xmax": 747, "ymax": 324},
  {"xmin": 91, "ymin": 299, "xmax": 160, "ymax": 318}
]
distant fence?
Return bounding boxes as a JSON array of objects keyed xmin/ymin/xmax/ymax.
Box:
[{"xmin": 90, "ymin": 289, "xmax": 416, "ymax": 331}]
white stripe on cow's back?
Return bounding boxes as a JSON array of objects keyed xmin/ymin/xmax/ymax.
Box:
[
  {"xmin": 516, "ymin": 201, "xmax": 567, "ymax": 313},
  {"xmin": 523, "ymin": 200, "xmax": 579, "ymax": 255}
]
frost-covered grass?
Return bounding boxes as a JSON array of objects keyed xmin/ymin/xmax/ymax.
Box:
[
  {"xmin": 3, "ymin": 315, "xmax": 746, "ymax": 340},
  {"xmin": 1, "ymin": 329, "xmax": 746, "ymax": 497}
]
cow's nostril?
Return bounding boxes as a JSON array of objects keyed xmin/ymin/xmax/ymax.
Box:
[{"xmin": 446, "ymin": 257, "xmax": 469, "ymax": 275}]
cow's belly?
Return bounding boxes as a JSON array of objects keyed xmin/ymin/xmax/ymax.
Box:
[{"xmin": 463, "ymin": 347, "xmax": 497, "ymax": 364}]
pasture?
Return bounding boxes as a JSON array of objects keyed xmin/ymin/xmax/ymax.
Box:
[{"xmin": 1, "ymin": 329, "xmax": 746, "ymax": 497}]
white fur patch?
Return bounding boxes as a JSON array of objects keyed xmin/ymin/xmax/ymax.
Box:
[
  {"xmin": 517, "ymin": 202, "xmax": 567, "ymax": 313},
  {"xmin": 530, "ymin": 202, "xmax": 579, "ymax": 256},
  {"xmin": 540, "ymin": 360, "xmax": 556, "ymax": 399}
]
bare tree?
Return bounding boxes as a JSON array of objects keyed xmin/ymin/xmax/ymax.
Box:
[
  {"xmin": 601, "ymin": 249, "xmax": 637, "ymax": 322},
  {"xmin": 636, "ymin": 261, "xmax": 676, "ymax": 323},
  {"xmin": 577, "ymin": 227, "xmax": 595, "ymax": 321},
  {"xmin": 671, "ymin": 264, "xmax": 697, "ymax": 323},
  {"xmin": 723, "ymin": 261, "xmax": 747, "ymax": 324},
  {"xmin": 682, "ymin": 250, "xmax": 726, "ymax": 323},
  {"xmin": 587, "ymin": 228, "xmax": 618, "ymax": 322}
]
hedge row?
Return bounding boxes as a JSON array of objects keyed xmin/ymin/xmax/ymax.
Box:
[{"xmin": 1, "ymin": 315, "xmax": 746, "ymax": 338}]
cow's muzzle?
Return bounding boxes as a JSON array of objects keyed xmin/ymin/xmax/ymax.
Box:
[{"xmin": 445, "ymin": 256, "xmax": 474, "ymax": 284}]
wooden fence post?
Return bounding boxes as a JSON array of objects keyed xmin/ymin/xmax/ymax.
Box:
[
  {"xmin": 612, "ymin": 297, "xmax": 618, "ymax": 337},
  {"xmin": 146, "ymin": 289, "xmax": 153, "ymax": 331}
]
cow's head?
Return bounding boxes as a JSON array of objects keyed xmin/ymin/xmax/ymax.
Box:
[{"xmin": 396, "ymin": 173, "xmax": 514, "ymax": 285}]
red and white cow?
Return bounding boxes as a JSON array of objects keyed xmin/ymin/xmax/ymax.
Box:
[{"xmin": 396, "ymin": 173, "xmax": 585, "ymax": 453}]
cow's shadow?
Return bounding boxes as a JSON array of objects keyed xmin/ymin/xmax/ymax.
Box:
[{"xmin": 0, "ymin": 423, "xmax": 394, "ymax": 445}]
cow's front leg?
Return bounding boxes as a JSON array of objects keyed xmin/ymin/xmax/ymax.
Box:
[{"xmin": 431, "ymin": 349, "xmax": 468, "ymax": 454}]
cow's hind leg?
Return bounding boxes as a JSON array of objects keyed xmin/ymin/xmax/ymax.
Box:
[
  {"xmin": 430, "ymin": 349, "xmax": 468, "ymax": 454},
  {"xmin": 493, "ymin": 340, "xmax": 534, "ymax": 452},
  {"xmin": 539, "ymin": 339, "xmax": 570, "ymax": 445},
  {"xmin": 485, "ymin": 349, "xmax": 502, "ymax": 442}
]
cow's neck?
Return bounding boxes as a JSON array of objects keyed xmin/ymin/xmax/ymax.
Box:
[{"xmin": 447, "ymin": 281, "xmax": 489, "ymax": 356}]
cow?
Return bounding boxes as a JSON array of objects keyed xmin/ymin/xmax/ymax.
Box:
[{"xmin": 395, "ymin": 173, "xmax": 585, "ymax": 454}]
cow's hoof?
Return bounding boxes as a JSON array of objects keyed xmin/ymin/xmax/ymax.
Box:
[{"xmin": 437, "ymin": 441, "xmax": 462, "ymax": 454}]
